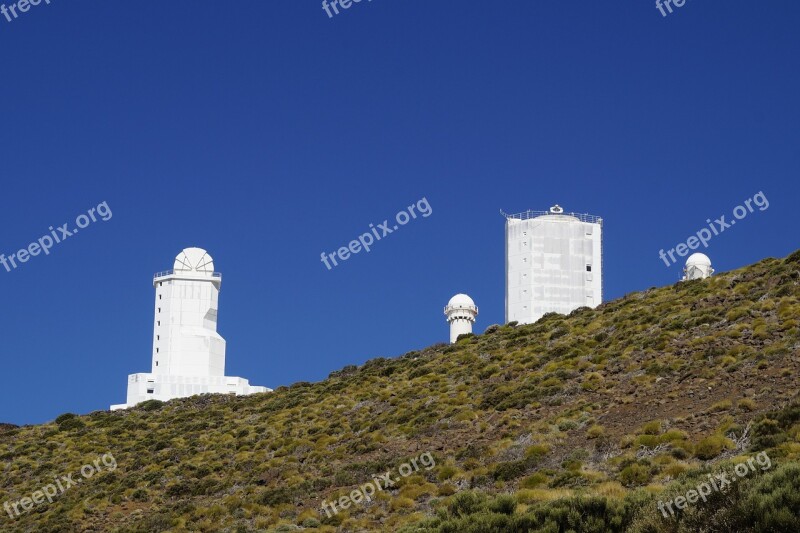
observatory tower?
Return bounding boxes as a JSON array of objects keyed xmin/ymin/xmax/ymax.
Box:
[
  {"xmin": 111, "ymin": 248, "xmax": 270, "ymax": 410},
  {"xmin": 445, "ymin": 294, "xmax": 478, "ymax": 344},
  {"xmin": 683, "ymin": 253, "xmax": 714, "ymax": 281},
  {"xmin": 503, "ymin": 205, "xmax": 603, "ymax": 325}
]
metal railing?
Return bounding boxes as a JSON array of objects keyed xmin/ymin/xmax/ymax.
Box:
[
  {"xmin": 153, "ymin": 270, "xmax": 222, "ymax": 280},
  {"xmin": 501, "ymin": 209, "xmax": 603, "ymax": 225}
]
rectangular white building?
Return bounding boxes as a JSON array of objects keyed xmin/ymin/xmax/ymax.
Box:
[
  {"xmin": 111, "ymin": 248, "xmax": 269, "ymax": 410},
  {"xmin": 504, "ymin": 205, "xmax": 603, "ymax": 325}
]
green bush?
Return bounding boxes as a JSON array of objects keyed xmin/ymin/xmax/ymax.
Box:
[
  {"xmin": 694, "ymin": 435, "xmax": 731, "ymax": 460},
  {"xmin": 56, "ymin": 415, "xmax": 86, "ymax": 431},
  {"xmin": 54, "ymin": 412, "xmax": 78, "ymax": 424},
  {"xmin": 258, "ymin": 487, "xmax": 293, "ymax": 506},
  {"xmin": 738, "ymin": 463, "xmax": 800, "ymax": 531},
  {"xmin": 619, "ymin": 463, "xmax": 651, "ymax": 487},
  {"xmin": 448, "ymin": 490, "xmax": 488, "ymax": 518},
  {"xmin": 137, "ymin": 399, "xmax": 165, "ymax": 412}
]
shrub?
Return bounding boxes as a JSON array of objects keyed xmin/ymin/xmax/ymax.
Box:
[
  {"xmin": 438, "ymin": 483, "xmax": 457, "ymax": 496},
  {"xmin": 619, "ymin": 464, "xmax": 651, "ymax": 487},
  {"xmin": 525, "ymin": 444, "xmax": 551, "ymax": 459},
  {"xmin": 437, "ymin": 464, "xmax": 458, "ymax": 481},
  {"xmin": 492, "ymin": 458, "xmax": 534, "ymax": 481},
  {"xmin": 57, "ymin": 415, "xmax": 86, "ymax": 432},
  {"xmin": 301, "ymin": 517, "xmax": 321, "ymax": 528},
  {"xmin": 709, "ymin": 399, "xmax": 733, "ymax": 413},
  {"xmin": 521, "ymin": 472, "xmax": 548, "ymax": 488},
  {"xmin": 587, "ymin": 425, "xmax": 605, "ymax": 439},
  {"xmin": 785, "ymin": 249, "xmax": 800, "ymax": 264},
  {"xmin": 640, "ymin": 420, "xmax": 662, "ymax": 435},
  {"xmin": 258, "ymin": 487, "xmax": 293, "ymax": 506},
  {"xmin": 448, "ymin": 491, "xmax": 488, "ymax": 517},
  {"xmin": 138, "ymin": 399, "xmax": 165, "ymax": 412},
  {"xmin": 456, "ymin": 333, "xmax": 476, "ymax": 343},
  {"xmin": 695, "ymin": 435, "xmax": 732, "ymax": 460},
  {"xmin": 54, "ymin": 413, "xmax": 78, "ymax": 425},
  {"xmin": 738, "ymin": 398, "xmax": 757, "ymax": 412},
  {"xmin": 738, "ymin": 463, "xmax": 800, "ymax": 531},
  {"xmin": 487, "ymin": 494, "xmax": 516, "ymax": 515}
]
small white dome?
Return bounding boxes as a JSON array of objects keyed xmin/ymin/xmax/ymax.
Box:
[
  {"xmin": 448, "ymin": 294, "xmax": 475, "ymax": 308},
  {"xmin": 686, "ymin": 253, "xmax": 712, "ymax": 267},
  {"xmin": 174, "ymin": 247, "xmax": 215, "ymax": 273}
]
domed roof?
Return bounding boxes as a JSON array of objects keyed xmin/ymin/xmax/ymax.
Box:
[
  {"xmin": 686, "ymin": 253, "xmax": 712, "ymax": 267},
  {"xmin": 448, "ymin": 293, "xmax": 475, "ymax": 308},
  {"xmin": 174, "ymin": 248, "xmax": 215, "ymax": 273}
]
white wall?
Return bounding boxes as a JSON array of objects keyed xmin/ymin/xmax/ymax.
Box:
[
  {"xmin": 110, "ymin": 373, "xmax": 270, "ymax": 410},
  {"xmin": 505, "ymin": 214, "xmax": 602, "ymax": 324},
  {"xmin": 448, "ymin": 317, "xmax": 473, "ymax": 343},
  {"xmin": 152, "ymin": 275, "xmax": 225, "ymax": 377}
]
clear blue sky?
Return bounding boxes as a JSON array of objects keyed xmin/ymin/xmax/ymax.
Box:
[{"xmin": 1, "ymin": 1, "xmax": 798, "ymax": 425}]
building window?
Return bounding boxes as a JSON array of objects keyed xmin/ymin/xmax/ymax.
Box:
[
  {"xmin": 155, "ymin": 361, "xmax": 159, "ymax": 366},
  {"xmin": 157, "ymin": 321, "xmax": 161, "ymax": 326},
  {"xmin": 156, "ymin": 348, "xmax": 159, "ymax": 353},
  {"xmin": 159, "ymin": 295, "xmax": 162, "ymax": 300},
  {"xmin": 586, "ymin": 265, "xmax": 592, "ymax": 272},
  {"xmin": 157, "ymin": 335, "xmax": 160, "ymax": 340},
  {"xmin": 147, "ymin": 388, "xmax": 154, "ymax": 394}
]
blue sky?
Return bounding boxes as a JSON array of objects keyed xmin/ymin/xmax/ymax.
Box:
[{"xmin": 1, "ymin": 1, "xmax": 798, "ymax": 425}]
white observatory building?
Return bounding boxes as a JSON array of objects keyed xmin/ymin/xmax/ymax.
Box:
[
  {"xmin": 444, "ymin": 294, "xmax": 478, "ymax": 343},
  {"xmin": 682, "ymin": 253, "xmax": 714, "ymax": 281},
  {"xmin": 503, "ymin": 205, "xmax": 603, "ymax": 325},
  {"xmin": 111, "ymin": 248, "xmax": 270, "ymax": 410}
]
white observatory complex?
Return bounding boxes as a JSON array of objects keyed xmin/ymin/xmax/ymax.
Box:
[
  {"xmin": 111, "ymin": 248, "xmax": 270, "ymax": 410},
  {"xmin": 682, "ymin": 253, "xmax": 714, "ymax": 281},
  {"xmin": 444, "ymin": 294, "xmax": 478, "ymax": 343},
  {"xmin": 503, "ymin": 205, "xmax": 603, "ymax": 325}
]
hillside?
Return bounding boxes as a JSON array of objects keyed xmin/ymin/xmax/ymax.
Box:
[{"xmin": 2, "ymin": 251, "xmax": 800, "ymax": 532}]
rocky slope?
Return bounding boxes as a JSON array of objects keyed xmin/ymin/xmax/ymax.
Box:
[{"xmin": 1, "ymin": 251, "xmax": 799, "ymax": 532}]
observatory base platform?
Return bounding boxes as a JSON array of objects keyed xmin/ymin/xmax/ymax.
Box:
[{"xmin": 110, "ymin": 373, "xmax": 271, "ymax": 410}]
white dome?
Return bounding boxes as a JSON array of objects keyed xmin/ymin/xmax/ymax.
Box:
[
  {"xmin": 686, "ymin": 253, "xmax": 712, "ymax": 267},
  {"xmin": 448, "ymin": 293, "xmax": 475, "ymax": 308},
  {"xmin": 174, "ymin": 248, "xmax": 215, "ymax": 273}
]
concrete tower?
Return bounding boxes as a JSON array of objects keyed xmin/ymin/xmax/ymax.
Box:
[
  {"xmin": 504, "ymin": 205, "xmax": 603, "ymax": 325},
  {"xmin": 683, "ymin": 253, "xmax": 714, "ymax": 281},
  {"xmin": 111, "ymin": 248, "xmax": 270, "ymax": 410},
  {"xmin": 445, "ymin": 294, "xmax": 478, "ymax": 344}
]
